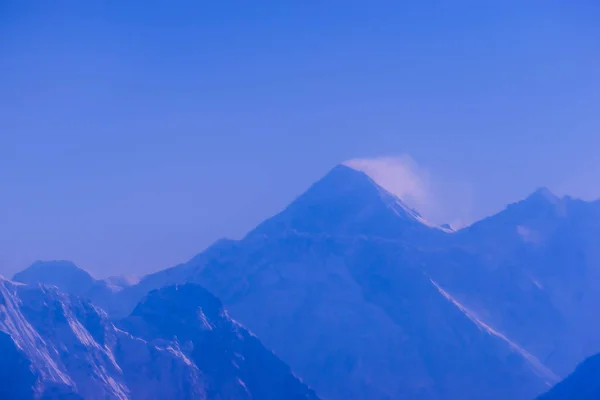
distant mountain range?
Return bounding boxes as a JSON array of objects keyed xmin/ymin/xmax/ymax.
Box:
[
  {"xmin": 6, "ymin": 164, "xmax": 600, "ymax": 399},
  {"xmin": 0, "ymin": 277, "xmax": 317, "ymax": 399}
]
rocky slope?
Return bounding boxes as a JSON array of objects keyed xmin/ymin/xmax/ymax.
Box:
[
  {"xmin": 120, "ymin": 283, "xmax": 318, "ymax": 400},
  {"xmin": 0, "ymin": 277, "xmax": 317, "ymax": 399}
]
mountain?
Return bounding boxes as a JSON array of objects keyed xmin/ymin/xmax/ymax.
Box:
[
  {"xmin": 424, "ymin": 189, "xmax": 600, "ymax": 376},
  {"xmin": 537, "ymin": 353, "xmax": 600, "ymax": 399},
  {"xmin": 13, "ymin": 261, "xmax": 96, "ymax": 297},
  {"xmin": 0, "ymin": 278, "xmax": 318, "ymax": 399},
  {"xmin": 15, "ymin": 164, "xmax": 600, "ymax": 399},
  {"xmin": 0, "ymin": 277, "xmax": 202, "ymax": 399},
  {"xmin": 119, "ymin": 284, "xmax": 318, "ymax": 400},
  {"xmin": 186, "ymin": 235, "xmax": 555, "ymax": 399},
  {"xmin": 110, "ymin": 165, "xmax": 451, "ymax": 316},
  {"xmin": 100, "ymin": 165, "xmax": 555, "ymax": 399},
  {"xmin": 249, "ymin": 164, "xmax": 447, "ymax": 240},
  {"xmin": 12, "ymin": 261, "xmax": 132, "ymax": 315}
]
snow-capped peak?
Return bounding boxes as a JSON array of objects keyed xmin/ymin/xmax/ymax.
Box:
[
  {"xmin": 249, "ymin": 164, "xmax": 448, "ymax": 239},
  {"xmin": 526, "ymin": 187, "xmax": 560, "ymax": 205}
]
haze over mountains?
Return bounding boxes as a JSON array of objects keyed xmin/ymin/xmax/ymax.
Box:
[{"xmin": 4, "ymin": 164, "xmax": 600, "ymax": 399}]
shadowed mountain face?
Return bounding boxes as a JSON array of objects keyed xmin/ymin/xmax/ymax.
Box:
[
  {"xmin": 0, "ymin": 330, "xmax": 37, "ymax": 399},
  {"xmin": 0, "ymin": 277, "xmax": 203, "ymax": 400},
  {"xmin": 120, "ymin": 284, "xmax": 318, "ymax": 400},
  {"xmin": 13, "ymin": 164, "xmax": 600, "ymax": 399},
  {"xmin": 0, "ymin": 278, "xmax": 317, "ymax": 400},
  {"xmin": 537, "ymin": 353, "xmax": 600, "ymax": 400},
  {"xmin": 427, "ymin": 191, "xmax": 600, "ymax": 376}
]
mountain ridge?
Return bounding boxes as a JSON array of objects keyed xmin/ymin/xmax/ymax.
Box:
[
  {"xmin": 249, "ymin": 164, "xmax": 448, "ymax": 240},
  {"xmin": 10, "ymin": 165, "xmax": 600, "ymax": 399},
  {"xmin": 0, "ymin": 277, "xmax": 319, "ymax": 399},
  {"xmin": 120, "ymin": 283, "xmax": 319, "ymax": 400}
]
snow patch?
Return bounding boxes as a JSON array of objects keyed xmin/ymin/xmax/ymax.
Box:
[
  {"xmin": 429, "ymin": 278, "xmax": 558, "ymax": 384},
  {"xmin": 166, "ymin": 344, "xmax": 195, "ymax": 367},
  {"xmin": 517, "ymin": 225, "xmax": 541, "ymax": 244},
  {"xmin": 0, "ymin": 280, "xmax": 74, "ymax": 386},
  {"xmin": 197, "ymin": 308, "xmax": 214, "ymax": 331},
  {"xmin": 237, "ymin": 378, "xmax": 251, "ymax": 396},
  {"xmin": 531, "ymin": 278, "xmax": 544, "ymax": 290}
]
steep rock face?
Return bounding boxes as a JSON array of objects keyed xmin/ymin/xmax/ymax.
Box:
[
  {"xmin": 0, "ymin": 330, "xmax": 37, "ymax": 399},
  {"xmin": 0, "ymin": 278, "xmax": 204, "ymax": 399},
  {"xmin": 120, "ymin": 284, "xmax": 319, "ymax": 400},
  {"xmin": 537, "ymin": 353, "xmax": 600, "ymax": 399},
  {"xmin": 0, "ymin": 278, "xmax": 319, "ymax": 400}
]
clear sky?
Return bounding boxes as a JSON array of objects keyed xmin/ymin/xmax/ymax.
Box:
[{"xmin": 1, "ymin": 1, "xmax": 599, "ymax": 277}]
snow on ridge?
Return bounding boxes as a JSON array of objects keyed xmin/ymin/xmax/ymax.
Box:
[
  {"xmin": 388, "ymin": 196, "xmax": 451, "ymax": 232},
  {"xmin": 51, "ymin": 292, "xmax": 129, "ymax": 398},
  {"xmin": 0, "ymin": 275, "xmax": 26, "ymax": 286},
  {"xmin": 166, "ymin": 344, "xmax": 195, "ymax": 367},
  {"xmin": 61, "ymin": 302, "xmax": 101, "ymax": 349},
  {"xmin": 0, "ymin": 280, "xmax": 74, "ymax": 386},
  {"xmin": 343, "ymin": 158, "xmax": 453, "ymax": 229},
  {"xmin": 428, "ymin": 278, "xmax": 559, "ymax": 384},
  {"xmin": 197, "ymin": 307, "xmax": 214, "ymax": 331},
  {"xmin": 0, "ymin": 280, "xmax": 131, "ymax": 399},
  {"xmin": 237, "ymin": 377, "xmax": 251, "ymax": 396}
]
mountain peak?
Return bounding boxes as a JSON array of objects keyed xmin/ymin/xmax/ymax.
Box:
[
  {"xmin": 308, "ymin": 164, "xmax": 384, "ymax": 198},
  {"xmin": 249, "ymin": 164, "xmax": 442, "ymax": 240},
  {"xmin": 12, "ymin": 260, "xmax": 95, "ymax": 296},
  {"xmin": 29, "ymin": 259, "xmax": 81, "ymax": 270},
  {"xmin": 131, "ymin": 283, "xmax": 224, "ymax": 323},
  {"xmin": 123, "ymin": 284, "xmax": 320, "ymax": 400},
  {"xmin": 527, "ymin": 187, "xmax": 560, "ymax": 204}
]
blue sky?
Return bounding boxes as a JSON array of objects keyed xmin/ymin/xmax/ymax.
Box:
[{"xmin": 1, "ymin": 1, "xmax": 599, "ymax": 277}]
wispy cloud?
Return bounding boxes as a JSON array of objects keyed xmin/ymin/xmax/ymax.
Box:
[
  {"xmin": 345, "ymin": 155, "xmax": 473, "ymax": 229},
  {"xmin": 345, "ymin": 155, "xmax": 433, "ymax": 212}
]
